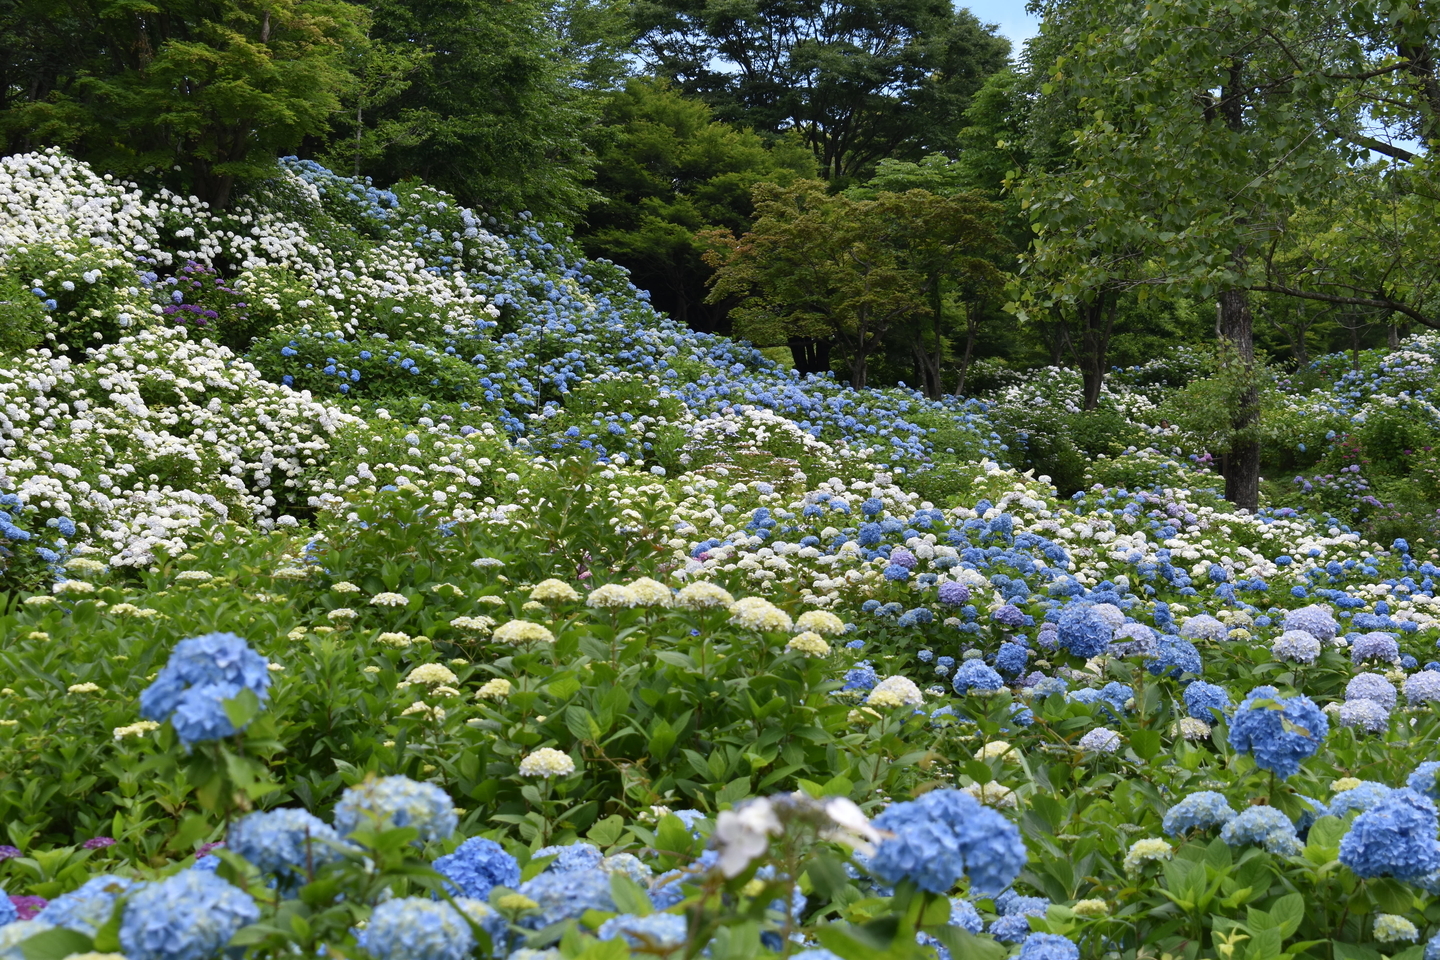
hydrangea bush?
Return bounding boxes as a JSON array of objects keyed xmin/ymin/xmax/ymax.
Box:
[{"xmin": 1, "ymin": 153, "xmax": 1440, "ymax": 957}]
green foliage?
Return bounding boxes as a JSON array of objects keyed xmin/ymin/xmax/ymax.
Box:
[
  {"xmin": 352, "ymin": 0, "xmax": 603, "ymax": 221},
  {"xmin": 0, "ymin": 274, "xmax": 49, "ymax": 356},
  {"xmin": 704, "ymin": 180, "xmax": 1009, "ymax": 390},
  {"xmin": 4, "ymin": 0, "xmax": 368, "ymax": 209},
  {"xmin": 577, "ymin": 78, "xmax": 817, "ymax": 333},
  {"xmin": 631, "ymin": 0, "xmax": 1009, "ymax": 182}
]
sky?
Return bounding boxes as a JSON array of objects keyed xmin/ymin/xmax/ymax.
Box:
[{"xmin": 962, "ymin": 0, "xmax": 1040, "ymax": 52}]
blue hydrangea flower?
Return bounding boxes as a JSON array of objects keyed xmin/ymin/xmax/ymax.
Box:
[
  {"xmin": 1179, "ymin": 615, "xmax": 1227, "ymax": 642},
  {"xmin": 1405, "ymin": 671, "xmax": 1440, "ymax": 705},
  {"xmin": 1182, "ymin": 681, "xmax": 1230, "ymax": 721},
  {"xmin": 996, "ymin": 891, "xmax": 1050, "ymax": 917},
  {"xmin": 333, "ymin": 776, "xmax": 457, "ymax": 843},
  {"xmin": 139, "ymin": 633, "xmax": 271, "ymax": 721},
  {"xmin": 842, "ymin": 661, "xmax": 879, "ymax": 691},
  {"xmin": 597, "ymin": 913, "xmax": 687, "ymax": 950},
  {"xmin": 119, "ymin": 869, "xmax": 259, "ymax": 960},
  {"xmin": 228, "ymin": 808, "xmax": 345, "ymax": 885},
  {"xmin": 1329, "ymin": 782, "xmax": 1394, "ymax": 819},
  {"xmin": 988, "ymin": 913, "xmax": 1033, "ymax": 942},
  {"xmin": 994, "ymin": 642, "xmax": 1029, "ymax": 676},
  {"xmin": 1409, "ymin": 761, "xmax": 1440, "ymax": 801},
  {"xmin": 952, "ymin": 659, "xmax": 1004, "ymax": 696},
  {"xmin": 1145, "ymin": 636, "xmax": 1202, "ymax": 678},
  {"xmin": 1162, "ymin": 791, "xmax": 1236, "ymax": 837},
  {"xmin": 1351, "ymin": 632, "xmax": 1400, "ymax": 665},
  {"xmin": 433, "ymin": 837, "xmax": 520, "ymax": 900},
  {"xmin": 0, "ymin": 889, "xmax": 14, "ymax": 926},
  {"xmin": 600, "ymin": 853, "xmax": 653, "ymax": 886},
  {"xmin": 1227, "ymin": 686, "xmax": 1328, "ymax": 779},
  {"xmin": 950, "ymin": 897, "xmax": 983, "ymax": 933},
  {"xmin": 518, "ymin": 867, "xmax": 615, "ymax": 927},
  {"xmin": 868, "ymin": 789, "xmax": 1026, "ymax": 895},
  {"xmin": 1017, "ymin": 933, "xmax": 1081, "ymax": 960},
  {"xmin": 38, "ymin": 875, "xmax": 140, "ymax": 935},
  {"xmin": 1339, "ymin": 698, "xmax": 1390, "ymax": 734},
  {"xmin": 358, "ymin": 898, "xmax": 474, "ymax": 960},
  {"xmin": 1339, "ymin": 789, "xmax": 1440, "ymax": 882},
  {"xmin": 534, "ymin": 842, "xmax": 603, "ymax": 873},
  {"xmin": 1271, "ymin": 630, "xmax": 1321, "ymax": 664},
  {"xmin": 1220, "ymin": 807, "xmax": 1302, "ymax": 856},
  {"xmin": 1057, "ymin": 604, "xmax": 1111, "ymax": 659}
]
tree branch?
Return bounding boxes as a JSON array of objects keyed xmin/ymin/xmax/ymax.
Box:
[{"xmin": 1252, "ymin": 281, "xmax": 1435, "ymax": 327}]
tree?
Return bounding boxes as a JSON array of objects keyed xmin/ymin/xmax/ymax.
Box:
[
  {"xmin": 703, "ymin": 179, "xmax": 1007, "ymax": 389},
  {"xmin": 353, "ymin": 0, "xmax": 605, "ymax": 221},
  {"xmin": 2, "ymin": 0, "xmax": 366, "ymax": 210},
  {"xmin": 630, "ymin": 0, "xmax": 1009, "ymax": 183},
  {"xmin": 576, "ymin": 79, "xmax": 815, "ymax": 334},
  {"xmin": 1020, "ymin": 0, "xmax": 1368, "ymax": 510}
]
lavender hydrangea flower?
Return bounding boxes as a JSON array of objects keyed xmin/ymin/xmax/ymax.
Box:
[
  {"xmin": 1283, "ymin": 605, "xmax": 1339, "ymax": 643},
  {"xmin": 1272, "ymin": 630, "xmax": 1321, "ymax": 665},
  {"xmin": 1339, "ymin": 698, "xmax": 1391, "ymax": 734},
  {"xmin": 1351, "ymin": 632, "xmax": 1400, "ymax": 665},
  {"xmin": 1345, "ymin": 673, "xmax": 1397, "ymax": 710},
  {"xmin": 1405, "ymin": 671, "xmax": 1440, "ymax": 705}
]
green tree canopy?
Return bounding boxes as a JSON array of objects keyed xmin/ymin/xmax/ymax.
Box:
[
  {"xmin": 3, "ymin": 0, "xmax": 366, "ymax": 209},
  {"xmin": 704, "ymin": 179, "xmax": 1007, "ymax": 389},
  {"xmin": 630, "ymin": 0, "xmax": 1009, "ymax": 183},
  {"xmin": 578, "ymin": 78, "xmax": 815, "ymax": 333}
]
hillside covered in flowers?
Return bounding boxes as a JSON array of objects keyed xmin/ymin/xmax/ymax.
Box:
[{"xmin": 1, "ymin": 151, "xmax": 1440, "ymax": 960}]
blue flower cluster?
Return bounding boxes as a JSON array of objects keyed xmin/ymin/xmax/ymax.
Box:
[
  {"xmin": 1227, "ymin": 686, "xmax": 1328, "ymax": 779},
  {"xmin": 228, "ymin": 808, "xmax": 346, "ymax": 885},
  {"xmin": 333, "ymin": 776, "xmax": 457, "ymax": 842},
  {"xmin": 433, "ymin": 836, "xmax": 521, "ymax": 899},
  {"xmin": 868, "ymin": 789, "xmax": 1026, "ymax": 895},
  {"xmin": 138, "ymin": 633, "xmax": 271, "ymax": 748},
  {"xmin": 1162, "ymin": 791, "xmax": 1236, "ymax": 837},
  {"xmin": 119, "ymin": 869, "xmax": 260, "ymax": 960},
  {"xmin": 1339, "ymin": 789, "xmax": 1440, "ymax": 882}
]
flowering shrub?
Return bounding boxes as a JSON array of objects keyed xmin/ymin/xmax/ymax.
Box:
[{"xmin": 4, "ymin": 152, "xmax": 1440, "ymax": 957}]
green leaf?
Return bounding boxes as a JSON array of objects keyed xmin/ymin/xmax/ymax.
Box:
[
  {"xmin": 564, "ymin": 706, "xmax": 601, "ymax": 743},
  {"xmin": 19, "ymin": 928, "xmax": 94, "ymax": 960},
  {"xmin": 1367, "ymin": 877, "xmax": 1414, "ymax": 915},
  {"xmin": 586, "ymin": 815, "xmax": 625, "ymax": 848},
  {"xmin": 1332, "ymin": 943, "xmax": 1383, "ymax": 960},
  {"xmin": 574, "ymin": 937, "xmax": 630, "ymax": 960},
  {"xmin": 546, "ymin": 675, "xmax": 581, "ymax": 699},
  {"xmin": 609, "ymin": 873, "xmax": 653, "ymax": 916},
  {"xmin": 647, "ymin": 719, "xmax": 677, "ymax": 760},
  {"xmin": 716, "ymin": 777, "xmax": 752, "ymax": 808},
  {"xmin": 1268, "ymin": 892, "xmax": 1304, "ymax": 939},
  {"xmin": 1129, "ymin": 728, "xmax": 1161, "ymax": 761},
  {"xmin": 929, "ymin": 926, "xmax": 1009, "ymax": 960}
]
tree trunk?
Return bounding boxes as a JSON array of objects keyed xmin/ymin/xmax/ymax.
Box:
[
  {"xmin": 788, "ymin": 337, "xmax": 832, "ymax": 377},
  {"xmin": 1218, "ymin": 286, "xmax": 1260, "ymax": 511},
  {"xmin": 1079, "ymin": 291, "xmax": 1117, "ymax": 411},
  {"xmin": 1388, "ymin": 323, "xmax": 1400, "ymax": 349},
  {"xmin": 848, "ymin": 352, "xmax": 867, "ymax": 390},
  {"xmin": 952, "ymin": 303, "xmax": 979, "ymax": 396}
]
